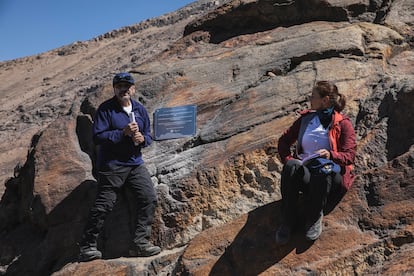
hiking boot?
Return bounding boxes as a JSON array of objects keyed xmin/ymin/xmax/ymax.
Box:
[
  {"xmin": 78, "ymin": 246, "xmax": 102, "ymax": 262},
  {"xmin": 275, "ymin": 224, "xmax": 291, "ymax": 245},
  {"xmin": 305, "ymin": 212, "xmax": 323, "ymax": 241},
  {"xmin": 129, "ymin": 242, "xmax": 161, "ymax": 257}
]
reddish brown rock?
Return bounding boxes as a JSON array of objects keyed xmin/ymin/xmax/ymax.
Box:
[
  {"xmin": 179, "ymin": 150, "xmax": 414, "ymax": 274},
  {"xmin": 0, "ymin": 0, "xmax": 413, "ymax": 275},
  {"xmin": 53, "ymin": 247, "xmax": 185, "ymax": 276}
]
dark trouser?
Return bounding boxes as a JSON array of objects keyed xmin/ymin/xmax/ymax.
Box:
[
  {"xmin": 280, "ymin": 159, "xmax": 343, "ymax": 226},
  {"xmin": 80, "ymin": 163, "xmax": 157, "ymax": 248}
]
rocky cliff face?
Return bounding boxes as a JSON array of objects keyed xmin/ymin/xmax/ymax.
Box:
[{"xmin": 1, "ymin": 0, "xmax": 413, "ymax": 275}]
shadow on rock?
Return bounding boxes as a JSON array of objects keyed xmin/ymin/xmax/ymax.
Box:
[
  {"xmin": 1, "ymin": 180, "xmax": 97, "ymax": 276},
  {"xmin": 209, "ymin": 200, "xmax": 316, "ymax": 275}
]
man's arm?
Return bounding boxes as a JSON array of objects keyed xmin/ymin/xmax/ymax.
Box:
[
  {"xmin": 138, "ymin": 106, "xmax": 152, "ymax": 148},
  {"xmin": 93, "ymin": 108, "xmax": 124, "ymax": 145}
]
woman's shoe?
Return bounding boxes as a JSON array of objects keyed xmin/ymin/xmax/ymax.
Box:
[{"xmin": 305, "ymin": 212, "xmax": 323, "ymax": 241}]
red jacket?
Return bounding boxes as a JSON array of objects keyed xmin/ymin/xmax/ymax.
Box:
[{"xmin": 278, "ymin": 110, "xmax": 357, "ymax": 190}]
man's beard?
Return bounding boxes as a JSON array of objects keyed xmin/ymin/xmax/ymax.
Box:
[{"xmin": 117, "ymin": 92, "xmax": 131, "ymax": 104}]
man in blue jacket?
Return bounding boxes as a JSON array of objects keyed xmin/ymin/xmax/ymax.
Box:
[{"xmin": 79, "ymin": 72, "xmax": 161, "ymax": 262}]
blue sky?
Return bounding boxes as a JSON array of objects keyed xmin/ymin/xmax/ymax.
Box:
[{"xmin": 0, "ymin": 0, "xmax": 195, "ymax": 62}]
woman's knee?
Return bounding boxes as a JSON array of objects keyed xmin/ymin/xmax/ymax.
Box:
[
  {"xmin": 285, "ymin": 159, "xmax": 302, "ymax": 168},
  {"xmin": 282, "ymin": 159, "xmax": 302, "ymax": 175}
]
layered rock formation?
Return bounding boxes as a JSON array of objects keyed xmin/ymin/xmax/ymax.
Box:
[{"xmin": 0, "ymin": 0, "xmax": 413, "ymax": 275}]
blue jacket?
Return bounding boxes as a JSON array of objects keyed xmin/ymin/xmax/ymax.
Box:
[{"xmin": 93, "ymin": 96, "xmax": 152, "ymax": 169}]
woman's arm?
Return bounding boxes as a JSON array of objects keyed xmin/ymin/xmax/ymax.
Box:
[
  {"xmin": 278, "ymin": 117, "xmax": 302, "ymax": 164},
  {"xmin": 331, "ymin": 118, "xmax": 356, "ymax": 166}
]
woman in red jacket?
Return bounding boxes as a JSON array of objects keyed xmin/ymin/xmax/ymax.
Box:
[{"xmin": 275, "ymin": 81, "xmax": 356, "ymax": 244}]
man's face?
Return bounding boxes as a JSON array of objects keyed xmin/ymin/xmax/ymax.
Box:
[{"xmin": 114, "ymin": 82, "xmax": 135, "ymax": 104}]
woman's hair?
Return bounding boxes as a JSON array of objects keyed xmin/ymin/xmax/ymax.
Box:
[{"xmin": 313, "ymin": 80, "xmax": 346, "ymax": 112}]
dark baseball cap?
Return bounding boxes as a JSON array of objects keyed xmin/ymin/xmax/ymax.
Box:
[{"xmin": 113, "ymin": 72, "xmax": 135, "ymax": 85}]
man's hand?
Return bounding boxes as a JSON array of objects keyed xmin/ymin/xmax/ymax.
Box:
[
  {"xmin": 124, "ymin": 122, "xmax": 139, "ymax": 136},
  {"xmin": 132, "ymin": 131, "xmax": 145, "ymax": 144}
]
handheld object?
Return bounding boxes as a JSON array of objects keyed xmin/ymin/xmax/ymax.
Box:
[
  {"xmin": 128, "ymin": 112, "xmax": 139, "ymax": 146},
  {"xmin": 128, "ymin": 112, "xmax": 136, "ymax": 123}
]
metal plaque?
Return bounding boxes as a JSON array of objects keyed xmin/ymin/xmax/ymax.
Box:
[{"xmin": 153, "ymin": 105, "xmax": 197, "ymax": 140}]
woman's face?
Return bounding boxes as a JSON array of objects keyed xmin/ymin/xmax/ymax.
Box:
[{"xmin": 309, "ymin": 89, "xmax": 329, "ymax": 110}]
